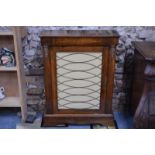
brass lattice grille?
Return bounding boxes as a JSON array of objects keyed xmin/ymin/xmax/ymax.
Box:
[{"xmin": 56, "ymin": 52, "xmax": 102, "ymax": 109}]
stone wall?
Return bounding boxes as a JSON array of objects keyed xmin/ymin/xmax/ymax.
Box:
[{"xmin": 1, "ymin": 26, "xmax": 155, "ymax": 113}]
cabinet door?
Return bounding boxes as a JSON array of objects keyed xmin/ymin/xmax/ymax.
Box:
[{"xmin": 48, "ymin": 46, "xmax": 109, "ymax": 114}]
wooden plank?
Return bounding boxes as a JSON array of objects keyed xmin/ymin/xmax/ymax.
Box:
[
  {"xmin": 42, "ymin": 114, "xmax": 115, "ymax": 127},
  {"xmin": 13, "ymin": 27, "xmax": 27, "ymax": 121},
  {"xmin": 0, "ymin": 72, "xmax": 19, "ymax": 96},
  {"xmin": 0, "ymin": 97, "xmax": 21, "ymax": 107},
  {"xmin": 0, "ymin": 66, "xmax": 17, "ymax": 71},
  {"xmin": 105, "ymin": 46, "xmax": 116, "ymax": 113},
  {"xmin": 41, "ymin": 37, "xmax": 119, "ymax": 47},
  {"xmin": 40, "ymin": 30, "xmax": 119, "ymax": 37},
  {"xmin": 100, "ymin": 47, "xmax": 109, "ymax": 113},
  {"xmin": 0, "ymin": 31, "xmax": 14, "ymax": 36}
]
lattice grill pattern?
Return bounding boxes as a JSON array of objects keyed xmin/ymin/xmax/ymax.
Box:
[{"xmin": 56, "ymin": 52, "xmax": 102, "ymax": 109}]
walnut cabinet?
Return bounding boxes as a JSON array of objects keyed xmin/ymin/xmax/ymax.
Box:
[{"xmin": 41, "ymin": 30, "xmax": 119, "ymax": 126}]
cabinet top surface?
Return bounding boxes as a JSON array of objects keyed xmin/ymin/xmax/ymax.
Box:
[
  {"xmin": 133, "ymin": 41, "xmax": 155, "ymax": 61},
  {"xmin": 40, "ymin": 30, "xmax": 119, "ymax": 38}
]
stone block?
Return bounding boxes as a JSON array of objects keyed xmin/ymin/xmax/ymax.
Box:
[
  {"xmin": 25, "ymin": 49, "xmax": 36, "ymax": 57},
  {"xmin": 25, "ymin": 68, "xmax": 44, "ymax": 76},
  {"xmin": 27, "ymin": 88, "xmax": 44, "ymax": 96},
  {"xmin": 16, "ymin": 117, "xmax": 42, "ymax": 129},
  {"xmin": 29, "ymin": 40, "xmax": 39, "ymax": 48}
]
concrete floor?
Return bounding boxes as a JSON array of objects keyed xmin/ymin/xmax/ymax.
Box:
[
  {"xmin": 0, "ymin": 108, "xmax": 132, "ymax": 129},
  {"xmin": 0, "ymin": 108, "xmax": 110, "ymax": 129},
  {"xmin": 0, "ymin": 108, "xmax": 21, "ymax": 129}
]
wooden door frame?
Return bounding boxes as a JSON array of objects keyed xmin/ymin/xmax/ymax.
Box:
[{"xmin": 47, "ymin": 46, "xmax": 110, "ymax": 114}]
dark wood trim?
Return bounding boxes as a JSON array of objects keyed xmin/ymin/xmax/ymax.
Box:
[
  {"xmin": 51, "ymin": 46, "xmax": 104, "ymax": 52},
  {"xmin": 40, "ymin": 30, "xmax": 119, "ymax": 37},
  {"xmin": 100, "ymin": 47, "xmax": 109, "ymax": 113},
  {"xmin": 42, "ymin": 114, "xmax": 115, "ymax": 127},
  {"xmin": 41, "ymin": 37, "xmax": 119, "ymax": 47},
  {"xmin": 43, "ymin": 45, "xmax": 53, "ymax": 114},
  {"xmin": 105, "ymin": 47, "xmax": 116, "ymax": 113},
  {"xmin": 54, "ymin": 109, "xmax": 103, "ymax": 114},
  {"xmin": 50, "ymin": 47, "xmax": 58, "ymax": 114}
]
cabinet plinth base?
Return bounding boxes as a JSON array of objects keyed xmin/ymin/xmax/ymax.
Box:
[{"xmin": 42, "ymin": 114, "xmax": 115, "ymax": 127}]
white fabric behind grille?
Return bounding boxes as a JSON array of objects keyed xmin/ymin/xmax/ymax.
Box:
[{"xmin": 56, "ymin": 52, "xmax": 102, "ymax": 109}]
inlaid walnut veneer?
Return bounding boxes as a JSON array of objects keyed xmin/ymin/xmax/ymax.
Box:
[{"xmin": 40, "ymin": 30, "xmax": 119, "ymax": 126}]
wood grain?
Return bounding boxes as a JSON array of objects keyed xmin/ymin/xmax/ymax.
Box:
[
  {"xmin": 43, "ymin": 114, "xmax": 115, "ymax": 126},
  {"xmin": 41, "ymin": 30, "xmax": 119, "ymax": 126},
  {"xmin": 132, "ymin": 42, "xmax": 155, "ymax": 128},
  {"xmin": 0, "ymin": 27, "xmax": 27, "ymax": 121}
]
